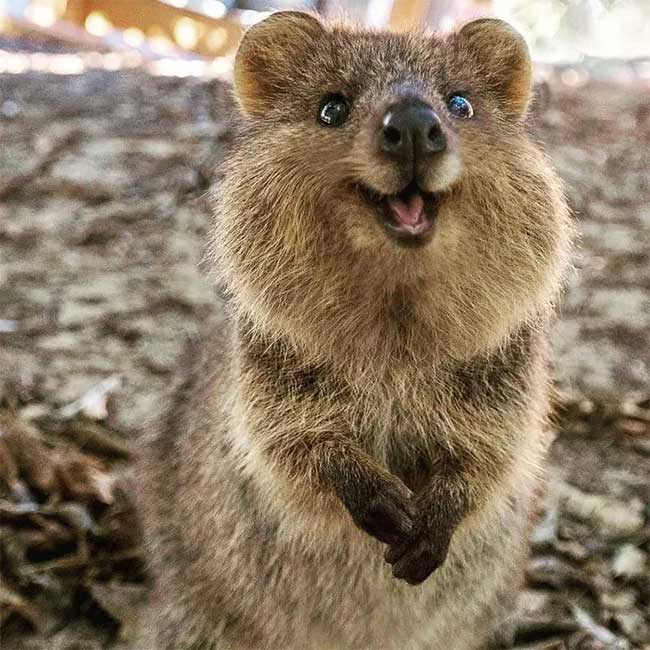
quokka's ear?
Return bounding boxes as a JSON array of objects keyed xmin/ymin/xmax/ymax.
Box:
[
  {"xmin": 457, "ymin": 18, "xmax": 532, "ymax": 119},
  {"xmin": 234, "ymin": 11, "xmax": 324, "ymax": 118}
]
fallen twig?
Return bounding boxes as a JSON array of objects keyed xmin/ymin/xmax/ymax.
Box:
[{"xmin": 19, "ymin": 548, "xmax": 143, "ymax": 576}]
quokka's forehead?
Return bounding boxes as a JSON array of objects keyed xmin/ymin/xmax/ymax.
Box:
[{"xmin": 307, "ymin": 28, "xmax": 463, "ymax": 91}]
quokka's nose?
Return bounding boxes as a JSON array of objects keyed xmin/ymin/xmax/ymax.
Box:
[{"xmin": 380, "ymin": 99, "xmax": 446, "ymax": 169}]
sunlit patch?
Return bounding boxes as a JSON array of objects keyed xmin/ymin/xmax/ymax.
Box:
[
  {"xmin": 84, "ymin": 11, "xmax": 112, "ymax": 37},
  {"xmin": 174, "ymin": 17, "xmax": 202, "ymax": 50},
  {"xmin": 0, "ymin": 49, "xmax": 232, "ymax": 78},
  {"xmin": 206, "ymin": 28, "xmax": 228, "ymax": 53},
  {"xmin": 26, "ymin": 1, "xmax": 57, "ymax": 27},
  {"xmin": 147, "ymin": 27, "xmax": 175, "ymax": 53},
  {"xmin": 202, "ymin": 0, "xmax": 227, "ymax": 20},
  {"xmin": 123, "ymin": 27, "xmax": 145, "ymax": 47}
]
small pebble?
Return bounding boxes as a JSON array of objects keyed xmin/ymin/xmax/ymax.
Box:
[
  {"xmin": 516, "ymin": 589, "xmax": 552, "ymax": 616},
  {"xmin": 612, "ymin": 544, "xmax": 647, "ymax": 581}
]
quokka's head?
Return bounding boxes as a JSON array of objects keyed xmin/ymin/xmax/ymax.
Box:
[{"xmin": 213, "ymin": 13, "xmax": 572, "ymax": 365}]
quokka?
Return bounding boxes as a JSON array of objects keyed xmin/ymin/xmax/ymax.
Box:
[{"xmin": 138, "ymin": 12, "xmax": 573, "ymax": 650}]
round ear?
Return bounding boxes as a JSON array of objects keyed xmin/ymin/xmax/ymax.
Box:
[
  {"xmin": 234, "ymin": 11, "xmax": 324, "ymax": 118},
  {"xmin": 457, "ymin": 19, "xmax": 532, "ymax": 120}
]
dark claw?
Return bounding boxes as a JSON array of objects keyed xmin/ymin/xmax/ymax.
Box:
[
  {"xmin": 391, "ymin": 540, "xmax": 447, "ymax": 584},
  {"xmin": 385, "ymin": 521, "xmax": 453, "ymax": 584}
]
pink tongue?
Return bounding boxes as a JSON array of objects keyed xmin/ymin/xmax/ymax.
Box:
[{"xmin": 387, "ymin": 194, "xmax": 425, "ymax": 227}]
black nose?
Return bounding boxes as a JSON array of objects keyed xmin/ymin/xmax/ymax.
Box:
[{"xmin": 380, "ymin": 99, "xmax": 446, "ymax": 170}]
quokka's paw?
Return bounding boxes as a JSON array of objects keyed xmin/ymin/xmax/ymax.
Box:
[
  {"xmin": 339, "ymin": 471, "xmax": 416, "ymax": 546},
  {"xmin": 384, "ymin": 512, "xmax": 455, "ymax": 585}
]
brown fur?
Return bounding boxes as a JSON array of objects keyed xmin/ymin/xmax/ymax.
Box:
[{"xmin": 137, "ymin": 12, "xmax": 573, "ymax": 650}]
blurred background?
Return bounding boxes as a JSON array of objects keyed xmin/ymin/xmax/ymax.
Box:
[
  {"xmin": 1, "ymin": 0, "xmax": 650, "ymax": 75},
  {"xmin": 0, "ymin": 2, "xmax": 648, "ymax": 650}
]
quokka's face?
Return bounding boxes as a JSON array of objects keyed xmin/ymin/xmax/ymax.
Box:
[{"xmin": 232, "ymin": 12, "xmax": 549, "ymax": 253}]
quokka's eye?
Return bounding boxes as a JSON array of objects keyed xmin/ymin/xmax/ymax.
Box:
[
  {"xmin": 318, "ymin": 94, "xmax": 350, "ymax": 127},
  {"xmin": 447, "ymin": 94, "xmax": 474, "ymax": 119}
]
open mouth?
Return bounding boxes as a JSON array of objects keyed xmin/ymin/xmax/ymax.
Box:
[{"xmin": 357, "ymin": 183, "xmax": 441, "ymax": 244}]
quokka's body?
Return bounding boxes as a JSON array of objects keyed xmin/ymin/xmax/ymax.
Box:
[{"xmin": 138, "ymin": 12, "xmax": 573, "ymax": 650}]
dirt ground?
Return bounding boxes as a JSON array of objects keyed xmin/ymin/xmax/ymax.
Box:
[{"xmin": 0, "ymin": 54, "xmax": 648, "ymax": 649}]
